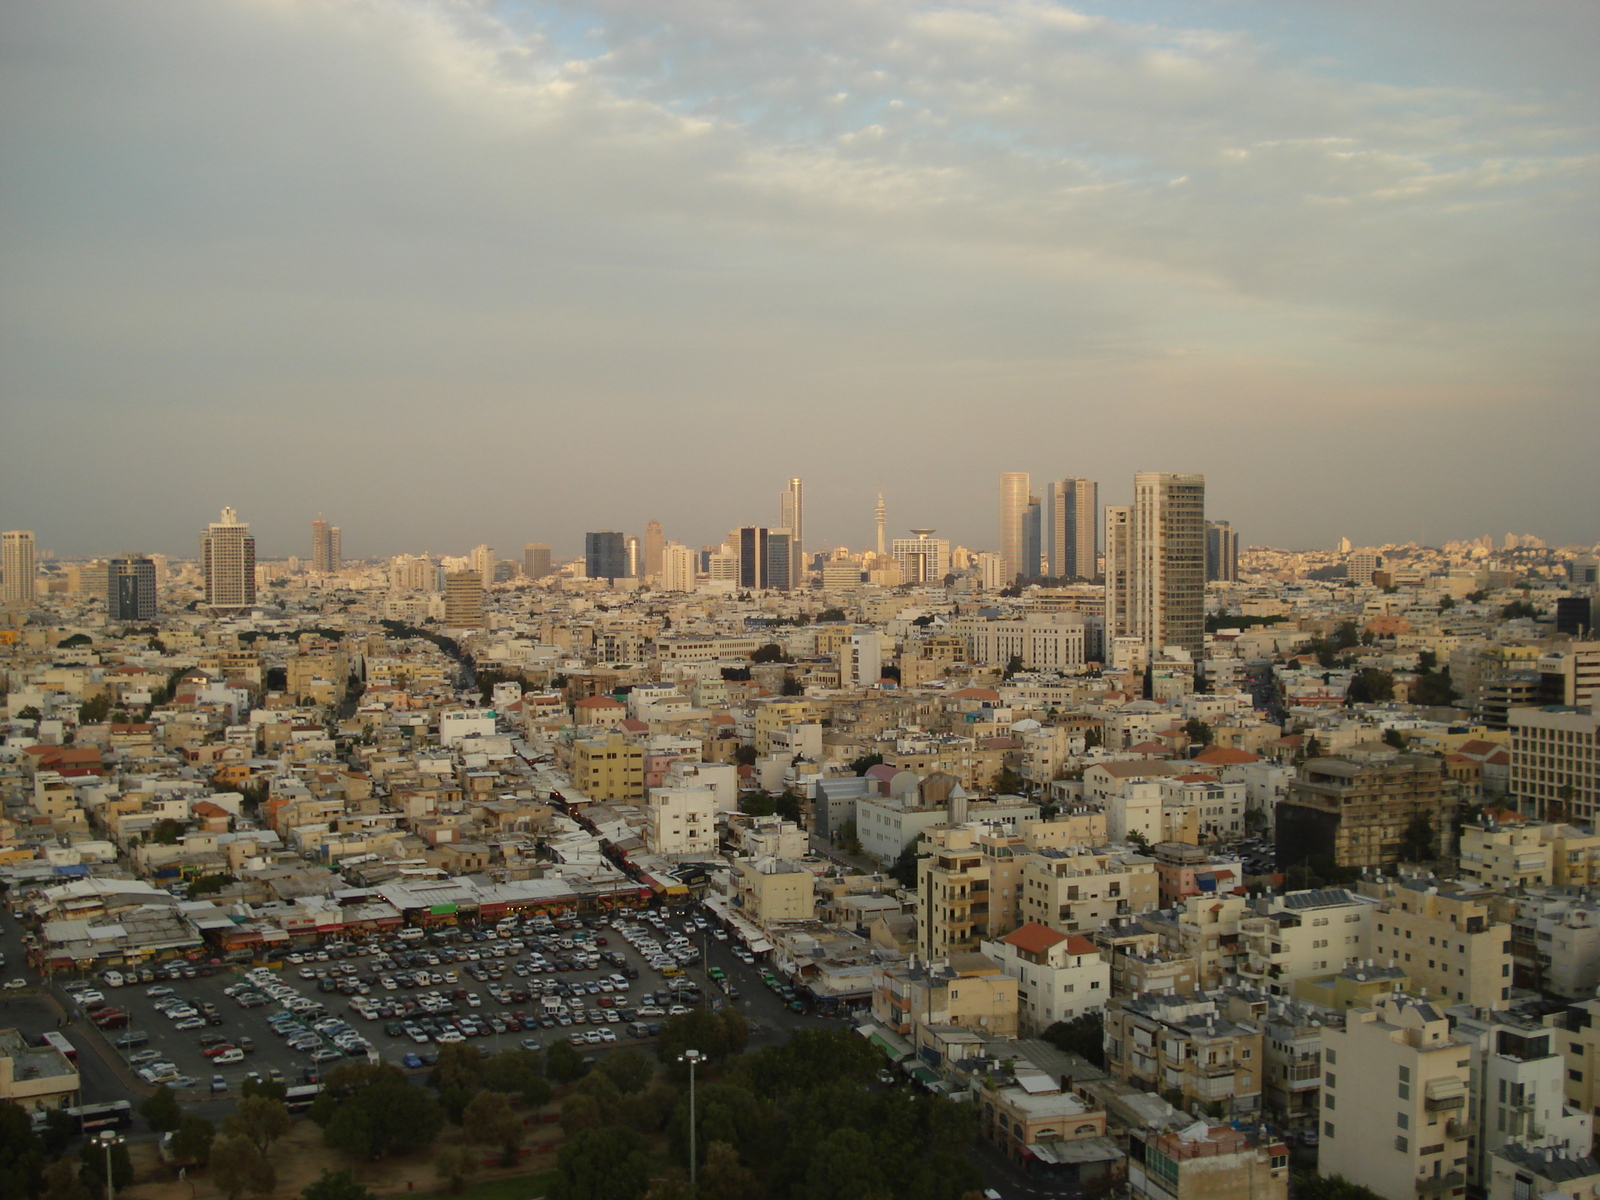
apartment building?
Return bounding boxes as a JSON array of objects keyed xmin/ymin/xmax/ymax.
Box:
[
  {"xmin": 1104, "ymin": 992, "xmax": 1264, "ymax": 1116},
  {"xmin": 1238, "ymin": 888, "xmax": 1379, "ymax": 997},
  {"xmin": 1018, "ymin": 846, "xmax": 1159, "ymax": 937},
  {"xmin": 871, "ymin": 952, "xmax": 1019, "ymax": 1040},
  {"xmin": 570, "ymin": 732, "xmax": 645, "ymax": 800},
  {"xmin": 643, "ymin": 784, "xmax": 716, "ymax": 857},
  {"xmin": 734, "ymin": 856, "xmax": 814, "ymax": 925},
  {"xmin": 1142, "ymin": 893, "xmax": 1248, "ymax": 993},
  {"xmin": 1367, "ymin": 877, "xmax": 1513, "ymax": 1009},
  {"xmin": 1319, "ymin": 996, "xmax": 1472, "ymax": 1200},
  {"xmin": 1509, "ymin": 706, "xmax": 1599, "ymax": 825},
  {"xmin": 981, "ymin": 922, "xmax": 1109, "ymax": 1034},
  {"xmin": 917, "ymin": 826, "xmax": 994, "ymax": 960},
  {"xmin": 1277, "ymin": 752, "xmax": 1462, "ymax": 872},
  {"xmin": 1447, "ymin": 1006, "xmax": 1593, "ymax": 1192},
  {"xmin": 1460, "ymin": 819, "xmax": 1554, "ymax": 888},
  {"xmin": 1127, "ymin": 1122, "xmax": 1287, "ymax": 1200},
  {"xmin": 1507, "ymin": 896, "xmax": 1600, "ymax": 998}
]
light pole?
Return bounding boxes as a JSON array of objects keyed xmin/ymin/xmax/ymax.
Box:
[
  {"xmin": 98, "ymin": 1129, "xmax": 122, "ymax": 1200},
  {"xmin": 679, "ymin": 1048, "xmax": 702, "ymax": 1192}
]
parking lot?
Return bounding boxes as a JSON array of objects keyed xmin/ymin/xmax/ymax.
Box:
[{"xmin": 58, "ymin": 911, "xmax": 730, "ymax": 1098}]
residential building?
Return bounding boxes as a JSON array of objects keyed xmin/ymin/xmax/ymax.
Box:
[
  {"xmin": 978, "ymin": 1070, "xmax": 1115, "ymax": 1181},
  {"xmin": 1, "ymin": 530, "xmax": 35, "ymax": 605},
  {"xmin": 1142, "ymin": 893, "xmax": 1248, "ymax": 993},
  {"xmin": 200, "ymin": 506, "xmax": 256, "ymax": 614},
  {"xmin": 734, "ymin": 856, "xmax": 814, "ymax": 925},
  {"xmin": 644, "ymin": 784, "xmax": 716, "ymax": 857},
  {"xmin": 1254, "ymin": 997, "xmax": 1329, "ymax": 1128},
  {"xmin": 872, "ymin": 952, "xmax": 1019, "ymax": 1040},
  {"xmin": 1509, "ymin": 705, "xmax": 1598, "ymax": 825},
  {"xmin": 1019, "ymin": 846, "xmax": 1159, "ymax": 937},
  {"xmin": 1046, "ymin": 477, "xmax": 1098, "ymax": 581},
  {"xmin": 442, "ymin": 570, "xmax": 484, "ymax": 628},
  {"xmin": 1127, "ymin": 1121, "xmax": 1288, "ymax": 1200},
  {"xmin": 1460, "ymin": 819, "xmax": 1553, "ymax": 889},
  {"xmin": 1507, "ymin": 895, "xmax": 1600, "ymax": 998},
  {"xmin": 1367, "ymin": 876, "xmax": 1513, "ymax": 1009},
  {"xmin": 1104, "ymin": 991, "xmax": 1265, "ymax": 1116},
  {"xmin": 1276, "ymin": 752, "xmax": 1462, "ymax": 873},
  {"xmin": 1318, "ymin": 995, "xmax": 1472, "ymax": 1200},
  {"xmin": 659, "ymin": 541, "xmax": 696, "ymax": 593},
  {"xmin": 1104, "ymin": 505, "xmax": 1132, "ymax": 643},
  {"xmin": 571, "ymin": 732, "xmax": 645, "ymax": 800},
  {"xmin": 107, "ymin": 556, "xmax": 158, "ymax": 621},
  {"xmin": 469, "ymin": 543, "xmax": 495, "ymax": 586},
  {"xmin": 1130, "ymin": 472, "xmax": 1206, "ymax": 659},
  {"xmin": 1238, "ymin": 888, "xmax": 1378, "ymax": 997},
  {"xmin": 1448, "ymin": 1005, "xmax": 1593, "ymax": 1192},
  {"xmin": 917, "ymin": 826, "xmax": 995, "ymax": 960},
  {"xmin": 1487, "ymin": 1145, "xmax": 1600, "ymax": 1200},
  {"xmin": 585, "ymin": 531, "xmax": 627, "ymax": 583},
  {"xmin": 982, "ymin": 922, "xmax": 1109, "ymax": 1033}
]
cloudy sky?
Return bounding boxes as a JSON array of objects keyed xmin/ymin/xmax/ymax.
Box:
[{"xmin": 3, "ymin": 0, "xmax": 1596, "ymax": 562}]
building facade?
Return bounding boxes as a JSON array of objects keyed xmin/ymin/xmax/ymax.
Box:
[{"xmin": 200, "ymin": 507, "xmax": 256, "ymax": 614}]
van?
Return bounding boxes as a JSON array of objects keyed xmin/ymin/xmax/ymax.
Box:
[
  {"xmin": 213, "ymin": 1048, "xmax": 245, "ymax": 1065},
  {"xmin": 627, "ymin": 1022, "xmax": 650, "ymax": 1039},
  {"xmin": 101, "ymin": 971, "xmax": 124, "ymax": 988},
  {"xmin": 397, "ymin": 928, "xmax": 424, "ymax": 942}
]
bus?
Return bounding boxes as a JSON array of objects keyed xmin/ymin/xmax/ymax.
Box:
[
  {"xmin": 38, "ymin": 1030, "xmax": 77, "ymax": 1065},
  {"xmin": 66, "ymin": 1102, "xmax": 134, "ymax": 1133},
  {"xmin": 284, "ymin": 1084, "xmax": 324, "ymax": 1114}
]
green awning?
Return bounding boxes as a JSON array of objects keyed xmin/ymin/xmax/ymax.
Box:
[
  {"xmin": 869, "ymin": 1034, "xmax": 909, "ymax": 1062},
  {"xmin": 907, "ymin": 1065, "xmax": 941, "ymax": 1087}
]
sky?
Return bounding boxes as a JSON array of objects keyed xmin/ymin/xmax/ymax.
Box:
[{"xmin": 2, "ymin": 0, "xmax": 1596, "ymax": 562}]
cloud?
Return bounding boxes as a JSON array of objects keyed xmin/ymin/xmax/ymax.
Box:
[{"xmin": 0, "ymin": 0, "xmax": 1594, "ymax": 557}]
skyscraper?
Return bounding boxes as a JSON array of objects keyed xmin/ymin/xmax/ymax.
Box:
[
  {"xmin": 1205, "ymin": 521, "xmax": 1238, "ymax": 583},
  {"xmin": 443, "ymin": 570, "xmax": 484, "ymax": 627},
  {"xmin": 1103, "ymin": 506, "xmax": 1132, "ymax": 642},
  {"xmin": 2, "ymin": 531, "xmax": 36, "ymax": 605},
  {"xmin": 201, "ymin": 507, "xmax": 256, "ymax": 614},
  {"xmin": 523, "ymin": 543, "xmax": 552, "ymax": 580},
  {"xmin": 1024, "ymin": 493, "xmax": 1043, "ymax": 581},
  {"xmin": 584, "ymin": 532, "xmax": 627, "ymax": 582},
  {"xmin": 1046, "ymin": 478, "xmax": 1099, "ymax": 580},
  {"xmin": 643, "ymin": 520, "xmax": 664, "ymax": 581},
  {"xmin": 1130, "ymin": 472, "xmax": 1206, "ymax": 658},
  {"xmin": 661, "ymin": 541, "xmax": 696, "ymax": 593},
  {"xmin": 311, "ymin": 519, "xmax": 341, "ymax": 573},
  {"xmin": 108, "ymin": 556, "xmax": 158, "ymax": 621},
  {"xmin": 780, "ymin": 478, "xmax": 804, "ymax": 585},
  {"xmin": 470, "ymin": 544, "xmax": 495, "ymax": 587},
  {"xmin": 875, "ymin": 490, "xmax": 886, "ymax": 558},
  {"xmin": 999, "ymin": 472, "xmax": 1030, "ymax": 584}
]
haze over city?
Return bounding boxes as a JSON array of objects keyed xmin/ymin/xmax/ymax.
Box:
[{"xmin": 3, "ymin": 0, "xmax": 1597, "ymax": 558}]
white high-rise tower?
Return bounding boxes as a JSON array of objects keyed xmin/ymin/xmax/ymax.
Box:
[{"xmin": 201, "ymin": 507, "xmax": 256, "ymax": 614}]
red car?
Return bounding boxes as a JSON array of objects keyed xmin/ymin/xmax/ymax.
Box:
[
  {"xmin": 202, "ymin": 1043, "xmax": 237, "ymax": 1059},
  {"xmin": 92, "ymin": 1010, "xmax": 129, "ymax": 1029}
]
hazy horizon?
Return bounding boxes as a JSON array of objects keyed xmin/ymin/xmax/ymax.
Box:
[{"xmin": 4, "ymin": 1, "xmax": 1596, "ymax": 560}]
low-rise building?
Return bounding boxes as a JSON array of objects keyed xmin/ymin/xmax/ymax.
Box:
[
  {"xmin": 1127, "ymin": 1120, "xmax": 1288, "ymax": 1200},
  {"xmin": 0, "ymin": 1028, "xmax": 79, "ymax": 1113},
  {"xmin": 734, "ymin": 856, "xmax": 815, "ymax": 926},
  {"xmin": 1104, "ymin": 992, "xmax": 1264, "ymax": 1117},
  {"xmin": 982, "ymin": 923, "xmax": 1109, "ymax": 1034}
]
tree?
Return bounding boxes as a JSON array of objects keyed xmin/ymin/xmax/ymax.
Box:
[
  {"xmin": 835, "ymin": 819, "xmax": 863, "ymax": 856},
  {"xmin": 596, "ymin": 1046, "xmax": 654, "ymax": 1095},
  {"xmin": 1292, "ymin": 1172, "xmax": 1388, "ymax": 1200},
  {"xmin": 733, "ymin": 745, "xmax": 758, "ymax": 767},
  {"xmin": 78, "ymin": 1137, "xmax": 134, "ymax": 1193},
  {"xmin": 461, "ymin": 1090, "xmax": 522, "ymax": 1165},
  {"xmin": 223, "ymin": 1095, "xmax": 292, "ymax": 1152},
  {"xmin": 1412, "ymin": 668, "xmax": 1459, "ymax": 708},
  {"xmin": 140, "ymin": 1083, "xmax": 182, "ymax": 1132},
  {"xmin": 546, "ymin": 1039, "xmax": 586, "ymax": 1084},
  {"xmin": 1439, "ymin": 595, "xmax": 1456, "ymax": 611},
  {"xmin": 773, "ymin": 790, "xmax": 803, "ymax": 824},
  {"xmin": 429, "ymin": 1041, "xmax": 484, "ymax": 1122},
  {"xmin": 751, "ymin": 644, "xmax": 791, "ymax": 664},
  {"xmin": 188, "ymin": 873, "xmax": 238, "ymax": 896},
  {"xmin": 433, "ymin": 1146, "xmax": 479, "ymax": 1196},
  {"xmin": 849, "ymin": 753, "xmax": 884, "ymax": 776},
  {"xmin": 1345, "ymin": 669, "xmax": 1395, "ymax": 706},
  {"xmin": 170, "ymin": 1115, "xmax": 217, "ymax": 1166},
  {"xmin": 1400, "ymin": 814, "xmax": 1436, "ymax": 863},
  {"xmin": 40, "ymin": 1157, "xmax": 88, "ymax": 1200},
  {"xmin": 993, "ymin": 767, "xmax": 1025, "ymax": 795},
  {"xmin": 39, "ymin": 1109, "xmax": 76, "ymax": 1159},
  {"xmin": 150, "ymin": 818, "xmax": 186, "ymax": 845},
  {"xmin": 239, "ymin": 1077, "xmax": 288, "ymax": 1103},
  {"xmin": 1125, "ymin": 828, "xmax": 1151, "ymax": 851},
  {"xmin": 77, "ymin": 694, "xmax": 112, "ymax": 724},
  {"xmin": 481, "ymin": 1047, "xmax": 552, "ymax": 1108},
  {"xmin": 817, "ymin": 608, "xmax": 847, "ymax": 623},
  {"xmin": 804, "ymin": 1127, "xmax": 884, "ymax": 1200},
  {"xmin": 1041, "ymin": 1011, "xmax": 1105, "ymax": 1069},
  {"xmin": 1182, "ymin": 718, "xmax": 1214, "ymax": 747},
  {"xmin": 889, "ymin": 843, "xmax": 921, "ymax": 888},
  {"xmin": 209, "ymin": 1137, "xmax": 276, "ymax": 1200},
  {"xmin": 1002, "ymin": 653, "xmax": 1024, "ymax": 680},
  {"xmin": 15, "ymin": 705, "xmax": 41, "ymax": 722},
  {"xmin": 57, "ymin": 633, "xmax": 93, "ymax": 649},
  {"xmin": 699, "ymin": 1140, "xmax": 761, "ymax": 1200},
  {"xmin": 0, "ymin": 1104, "xmax": 46, "ymax": 1200},
  {"xmin": 314, "ymin": 1063, "xmax": 445, "ymax": 1160},
  {"xmin": 299, "ymin": 1169, "xmax": 377, "ymax": 1200},
  {"xmin": 551, "ymin": 1126, "xmax": 651, "ymax": 1200},
  {"xmin": 1502, "ymin": 599, "xmax": 1538, "ymax": 621},
  {"xmin": 1382, "ymin": 727, "xmax": 1408, "ymax": 750},
  {"xmin": 738, "ymin": 791, "xmax": 776, "ymax": 818},
  {"xmin": 658, "ymin": 1007, "xmax": 745, "ymax": 1074}
]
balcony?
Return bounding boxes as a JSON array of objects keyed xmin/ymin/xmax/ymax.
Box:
[{"xmin": 1415, "ymin": 1172, "xmax": 1465, "ymax": 1196}]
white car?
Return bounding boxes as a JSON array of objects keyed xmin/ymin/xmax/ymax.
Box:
[{"xmin": 2, "ymin": 979, "xmax": 27, "ymax": 991}]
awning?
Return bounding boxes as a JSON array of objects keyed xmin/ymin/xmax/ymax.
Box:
[
  {"xmin": 869, "ymin": 1034, "xmax": 912, "ymax": 1063},
  {"xmin": 747, "ymin": 939, "xmax": 773, "ymax": 954},
  {"xmin": 906, "ymin": 1064, "xmax": 941, "ymax": 1088}
]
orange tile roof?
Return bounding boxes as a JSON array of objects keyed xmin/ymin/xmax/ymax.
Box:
[
  {"xmin": 1194, "ymin": 747, "xmax": 1260, "ymax": 765},
  {"xmin": 1002, "ymin": 922, "xmax": 1068, "ymax": 955}
]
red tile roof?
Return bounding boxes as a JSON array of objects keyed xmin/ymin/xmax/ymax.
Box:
[
  {"xmin": 1002, "ymin": 922, "xmax": 1068, "ymax": 955},
  {"xmin": 1194, "ymin": 747, "xmax": 1260, "ymax": 765}
]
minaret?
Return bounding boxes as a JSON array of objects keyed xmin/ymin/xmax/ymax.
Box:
[{"xmin": 875, "ymin": 491, "xmax": 886, "ymax": 558}]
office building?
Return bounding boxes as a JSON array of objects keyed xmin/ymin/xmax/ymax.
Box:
[
  {"xmin": 891, "ymin": 529, "xmax": 950, "ymax": 585},
  {"xmin": 1047, "ymin": 478, "xmax": 1098, "ymax": 580},
  {"xmin": 780, "ymin": 477, "xmax": 804, "ymax": 585},
  {"xmin": 584, "ymin": 531, "xmax": 627, "ymax": 583},
  {"xmin": 1318, "ymin": 995, "xmax": 1472, "ymax": 1200},
  {"xmin": 643, "ymin": 520, "xmax": 663, "ymax": 581},
  {"xmin": 1102, "ymin": 506, "xmax": 1132, "ymax": 642},
  {"xmin": 999, "ymin": 472, "xmax": 1030, "ymax": 585},
  {"xmin": 311, "ymin": 519, "xmax": 341, "ymax": 573},
  {"xmin": 735, "ymin": 526, "xmax": 792, "ymax": 591},
  {"xmin": 1206, "ymin": 520, "xmax": 1238, "ymax": 583},
  {"xmin": 107, "ymin": 556, "xmax": 158, "ymax": 621},
  {"xmin": 1510, "ymin": 705, "xmax": 1599, "ymax": 824},
  {"xmin": 442, "ymin": 570, "xmax": 484, "ymax": 627},
  {"xmin": 522, "ymin": 543, "xmax": 552, "ymax": 580},
  {"xmin": 200, "ymin": 507, "xmax": 256, "ymax": 614},
  {"xmin": 1025, "ymin": 493, "xmax": 1043, "ymax": 581},
  {"xmin": 1, "ymin": 531, "xmax": 36, "ymax": 605},
  {"xmin": 1130, "ymin": 472, "xmax": 1206, "ymax": 658}
]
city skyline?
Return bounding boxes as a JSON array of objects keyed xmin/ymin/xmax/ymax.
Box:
[{"xmin": 3, "ymin": 2, "xmax": 1597, "ymax": 556}]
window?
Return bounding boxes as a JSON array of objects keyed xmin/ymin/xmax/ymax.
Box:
[
  {"xmin": 1326, "ymin": 1049, "xmax": 1336, "ymax": 1065},
  {"xmin": 1398, "ymin": 1113, "xmax": 1409, "ymax": 1129},
  {"xmin": 1399, "ymin": 1066, "xmax": 1411, "ymax": 1082},
  {"xmin": 1399, "ymin": 1083, "xmax": 1410, "ymax": 1100},
  {"xmin": 1324, "ymin": 1122, "xmax": 1335, "ymax": 1138},
  {"xmin": 1569, "ymin": 1070, "xmax": 1583, "ymax": 1083},
  {"xmin": 1395, "ymin": 1136, "xmax": 1409, "ymax": 1152},
  {"xmin": 1325, "ymin": 1095, "xmax": 1335, "ymax": 1110}
]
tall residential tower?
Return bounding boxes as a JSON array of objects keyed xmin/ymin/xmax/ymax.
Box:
[
  {"xmin": 1, "ymin": 531, "xmax": 36, "ymax": 606},
  {"xmin": 201, "ymin": 507, "xmax": 256, "ymax": 614}
]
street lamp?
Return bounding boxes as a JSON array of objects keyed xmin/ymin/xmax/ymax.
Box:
[
  {"xmin": 97, "ymin": 1129, "xmax": 122, "ymax": 1200},
  {"xmin": 679, "ymin": 1048, "xmax": 702, "ymax": 1191}
]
